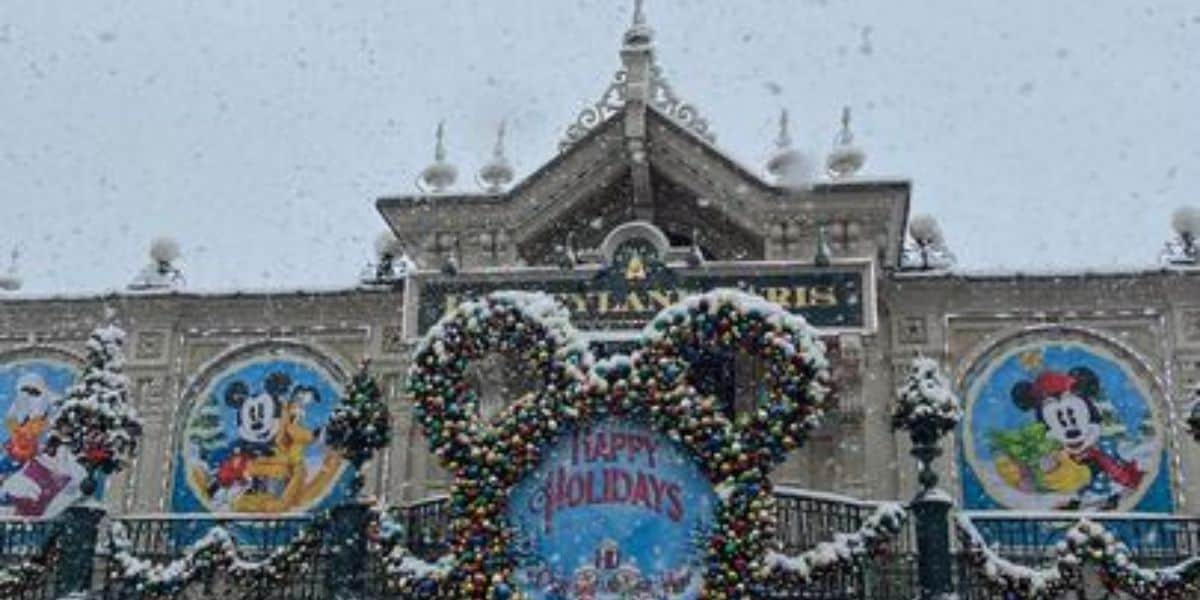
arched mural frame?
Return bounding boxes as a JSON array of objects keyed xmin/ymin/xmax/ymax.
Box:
[
  {"xmin": 953, "ymin": 324, "xmax": 1180, "ymax": 512},
  {"xmin": 0, "ymin": 344, "xmax": 86, "ymax": 370},
  {"xmin": 162, "ymin": 339, "xmax": 353, "ymax": 513}
]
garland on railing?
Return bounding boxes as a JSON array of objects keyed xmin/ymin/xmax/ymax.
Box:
[
  {"xmin": 108, "ymin": 513, "xmax": 330, "ymax": 597},
  {"xmin": 766, "ymin": 502, "xmax": 907, "ymax": 585},
  {"xmin": 0, "ymin": 529, "xmax": 61, "ymax": 597},
  {"xmin": 956, "ymin": 514, "xmax": 1200, "ymax": 599},
  {"xmin": 370, "ymin": 505, "xmax": 453, "ymax": 597}
]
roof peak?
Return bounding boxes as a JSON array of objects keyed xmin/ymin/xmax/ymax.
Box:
[{"xmin": 560, "ymin": 0, "xmax": 714, "ymax": 152}]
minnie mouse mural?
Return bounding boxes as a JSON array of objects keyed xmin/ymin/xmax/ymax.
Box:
[
  {"xmin": 1010, "ymin": 368, "xmax": 1144, "ymax": 509},
  {"xmin": 960, "ymin": 334, "xmax": 1173, "ymax": 513}
]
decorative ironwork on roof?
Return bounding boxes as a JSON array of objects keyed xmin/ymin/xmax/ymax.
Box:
[{"xmin": 559, "ymin": 1, "xmax": 715, "ymax": 152}]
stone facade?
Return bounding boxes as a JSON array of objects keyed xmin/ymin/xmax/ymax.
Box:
[{"xmin": 2, "ymin": 11, "xmax": 1198, "ymax": 520}]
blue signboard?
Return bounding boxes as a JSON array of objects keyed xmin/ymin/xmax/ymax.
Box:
[{"xmin": 508, "ymin": 418, "xmax": 716, "ymax": 599}]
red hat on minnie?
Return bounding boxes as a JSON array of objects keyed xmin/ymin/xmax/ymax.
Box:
[{"xmin": 1031, "ymin": 371, "xmax": 1075, "ymax": 400}]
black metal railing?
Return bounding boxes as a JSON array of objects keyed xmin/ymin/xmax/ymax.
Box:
[
  {"xmin": 774, "ymin": 487, "xmax": 918, "ymax": 600},
  {"xmin": 954, "ymin": 510, "xmax": 1200, "ymax": 599},
  {"xmin": 402, "ymin": 494, "xmax": 451, "ymax": 561},
  {"xmin": 7, "ymin": 491, "xmax": 1200, "ymax": 599},
  {"xmin": 0, "ymin": 516, "xmax": 60, "ymax": 600},
  {"xmin": 100, "ymin": 512, "xmax": 325, "ymax": 599}
]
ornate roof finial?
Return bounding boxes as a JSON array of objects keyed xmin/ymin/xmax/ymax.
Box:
[
  {"xmin": 766, "ymin": 108, "xmax": 811, "ymax": 188},
  {"xmin": 814, "ymin": 223, "xmax": 832, "ymax": 267},
  {"xmin": 129, "ymin": 237, "xmax": 184, "ymax": 291},
  {"xmin": 775, "ymin": 108, "xmax": 793, "ymax": 150},
  {"xmin": 478, "ymin": 120, "xmax": 514, "ymax": 193},
  {"xmin": 0, "ymin": 246, "xmax": 21, "ymax": 291},
  {"xmin": 624, "ymin": 0, "xmax": 653, "ymax": 48},
  {"xmin": 560, "ymin": 0, "xmax": 714, "ymax": 151},
  {"xmin": 417, "ymin": 120, "xmax": 458, "ymax": 193},
  {"xmin": 826, "ymin": 105, "xmax": 866, "ymax": 179}
]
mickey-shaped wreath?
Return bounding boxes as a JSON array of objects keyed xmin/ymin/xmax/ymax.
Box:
[{"xmin": 405, "ymin": 289, "xmax": 832, "ymax": 599}]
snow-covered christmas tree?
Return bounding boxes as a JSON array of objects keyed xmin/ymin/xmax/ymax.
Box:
[
  {"xmin": 326, "ymin": 358, "xmax": 392, "ymax": 496},
  {"xmin": 892, "ymin": 356, "xmax": 961, "ymax": 436},
  {"xmin": 47, "ymin": 324, "xmax": 144, "ymax": 496}
]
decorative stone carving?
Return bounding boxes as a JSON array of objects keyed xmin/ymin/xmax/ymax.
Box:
[
  {"xmin": 900, "ymin": 316, "xmax": 928, "ymax": 345},
  {"xmin": 381, "ymin": 324, "xmax": 405, "ymax": 354},
  {"xmin": 134, "ymin": 330, "xmax": 167, "ymax": 360}
]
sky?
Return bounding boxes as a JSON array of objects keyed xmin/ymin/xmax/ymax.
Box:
[{"xmin": 1, "ymin": 0, "xmax": 1199, "ymax": 294}]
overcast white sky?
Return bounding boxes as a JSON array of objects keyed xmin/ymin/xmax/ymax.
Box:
[{"xmin": 2, "ymin": 1, "xmax": 1199, "ymax": 294}]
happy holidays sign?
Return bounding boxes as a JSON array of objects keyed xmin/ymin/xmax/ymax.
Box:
[{"xmin": 508, "ymin": 418, "xmax": 716, "ymax": 599}]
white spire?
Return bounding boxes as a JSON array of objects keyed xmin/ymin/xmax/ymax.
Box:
[
  {"xmin": 0, "ymin": 247, "xmax": 21, "ymax": 291},
  {"xmin": 766, "ymin": 108, "xmax": 811, "ymax": 188},
  {"xmin": 477, "ymin": 120, "xmax": 514, "ymax": 193},
  {"xmin": 624, "ymin": 0, "xmax": 653, "ymax": 48},
  {"xmin": 417, "ymin": 120, "xmax": 458, "ymax": 193},
  {"xmin": 826, "ymin": 106, "xmax": 866, "ymax": 179}
]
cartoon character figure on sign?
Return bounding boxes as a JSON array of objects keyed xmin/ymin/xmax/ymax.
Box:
[
  {"xmin": 1009, "ymin": 367, "xmax": 1144, "ymax": 510},
  {"xmin": 200, "ymin": 372, "xmax": 344, "ymax": 512},
  {"xmin": 572, "ymin": 565, "xmax": 598, "ymax": 599},
  {"xmin": 0, "ymin": 372, "xmax": 83, "ymax": 516}
]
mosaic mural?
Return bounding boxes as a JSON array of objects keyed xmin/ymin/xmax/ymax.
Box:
[
  {"xmin": 172, "ymin": 350, "xmax": 353, "ymax": 514},
  {"xmin": 0, "ymin": 357, "xmax": 84, "ymax": 517},
  {"xmin": 508, "ymin": 417, "xmax": 716, "ymax": 599},
  {"xmin": 959, "ymin": 331, "xmax": 1173, "ymax": 512}
]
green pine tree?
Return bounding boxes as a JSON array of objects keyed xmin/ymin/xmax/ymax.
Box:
[
  {"xmin": 47, "ymin": 324, "xmax": 143, "ymax": 496},
  {"xmin": 326, "ymin": 358, "xmax": 392, "ymax": 496},
  {"xmin": 187, "ymin": 394, "xmax": 226, "ymax": 462}
]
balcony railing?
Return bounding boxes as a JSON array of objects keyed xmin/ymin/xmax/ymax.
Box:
[
  {"xmin": 3, "ymin": 491, "xmax": 1198, "ymax": 598},
  {"xmin": 774, "ymin": 487, "xmax": 919, "ymax": 600},
  {"xmin": 954, "ymin": 510, "xmax": 1200, "ymax": 600},
  {"xmin": 0, "ymin": 515, "xmax": 60, "ymax": 600},
  {"xmin": 99, "ymin": 512, "xmax": 324, "ymax": 599}
]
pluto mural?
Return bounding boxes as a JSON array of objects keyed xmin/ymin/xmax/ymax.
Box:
[
  {"xmin": 959, "ymin": 331, "xmax": 1173, "ymax": 512},
  {"xmin": 172, "ymin": 350, "xmax": 353, "ymax": 514},
  {"xmin": 0, "ymin": 357, "xmax": 85, "ymax": 517}
]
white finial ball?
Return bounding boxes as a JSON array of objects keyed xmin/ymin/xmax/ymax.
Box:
[
  {"xmin": 827, "ymin": 144, "xmax": 865, "ymax": 179},
  {"xmin": 478, "ymin": 157, "xmax": 514, "ymax": 192},
  {"xmin": 908, "ymin": 214, "xmax": 944, "ymax": 245},
  {"xmin": 375, "ymin": 231, "xmax": 404, "ymax": 258},
  {"xmin": 1171, "ymin": 206, "xmax": 1200, "ymax": 236},
  {"xmin": 767, "ymin": 148, "xmax": 814, "ymax": 190},
  {"xmin": 149, "ymin": 237, "xmax": 181, "ymax": 264}
]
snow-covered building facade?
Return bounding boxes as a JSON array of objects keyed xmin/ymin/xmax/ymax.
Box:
[{"xmin": 2, "ymin": 8, "xmax": 1200, "ymax": 599}]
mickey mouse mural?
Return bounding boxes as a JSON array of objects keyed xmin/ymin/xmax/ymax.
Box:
[
  {"xmin": 960, "ymin": 330, "xmax": 1173, "ymax": 512},
  {"xmin": 172, "ymin": 345, "xmax": 352, "ymax": 514}
]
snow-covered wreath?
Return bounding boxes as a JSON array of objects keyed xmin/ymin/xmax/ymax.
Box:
[{"xmin": 403, "ymin": 289, "xmax": 834, "ymax": 598}]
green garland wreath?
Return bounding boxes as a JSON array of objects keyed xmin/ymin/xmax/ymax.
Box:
[{"xmin": 406, "ymin": 289, "xmax": 832, "ymax": 599}]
